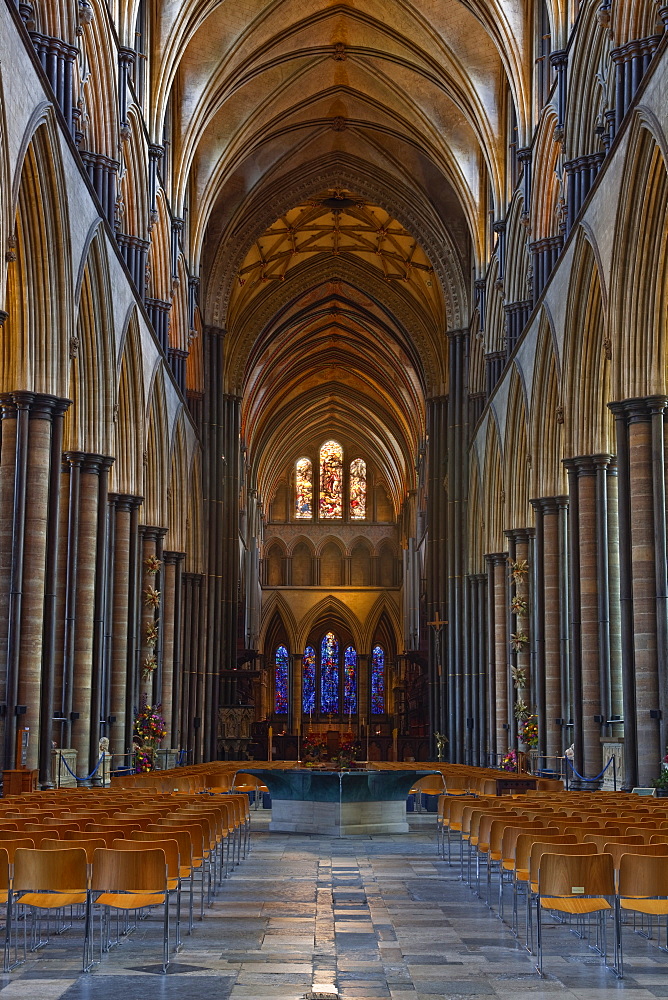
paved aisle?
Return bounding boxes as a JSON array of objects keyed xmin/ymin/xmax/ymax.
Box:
[{"xmin": 3, "ymin": 822, "xmax": 667, "ymax": 999}]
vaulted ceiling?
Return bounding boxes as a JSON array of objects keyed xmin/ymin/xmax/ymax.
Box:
[{"xmin": 150, "ymin": 0, "xmax": 536, "ymax": 509}]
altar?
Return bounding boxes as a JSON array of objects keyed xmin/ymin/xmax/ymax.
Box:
[{"xmin": 244, "ymin": 768, "xmax": 440, "ymax": 835}]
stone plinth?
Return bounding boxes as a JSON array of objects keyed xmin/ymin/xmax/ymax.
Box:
[
  {"xmin": 245, "ymin": 768, "xmax": 439, "ymax": 836},
  {"xmin": 601, "ymin": 738, "xmax": 623, "ymax": 791},
  {"xmin": 51, "ymin": 749, "xmax": 78, "ymax": 787}
]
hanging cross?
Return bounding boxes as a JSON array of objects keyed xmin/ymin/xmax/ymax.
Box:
[{"xmin": 428, "ymin": 613, "xmax": 448, "ymax": 677}]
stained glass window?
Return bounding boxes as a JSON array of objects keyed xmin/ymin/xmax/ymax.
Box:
[
  {"xmin": 295, "ymin": 457, "xmax": 313, "ymax": 518},
  {"xmin": 274, "ymin": 645, "xmax": 289, "ymax": 714},
  {"xmin": 302, "ymin": 646, "xmax": 316, "ymax": 714},
  {"xmin": 319, "ymin": 440, "xmax": 343, "ymax": 518},
  {"xmin": 320, "ymin": 631, "xmax": 339, "ymax": 713},
  {"xmin": 371, "ymin": 645, "xmax": 385, "ymax": 714},
  {"xmin": 343, "ymin": 646, "xmax": 357, "ymax": 715},
  {"xmin": 349, "ymin": 458, "xmax": 366, "ymax": 519}
]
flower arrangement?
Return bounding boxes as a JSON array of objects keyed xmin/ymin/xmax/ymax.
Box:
[
  {"xmin": 144, "ymin": 555, "xmax": 162, "ymax": 576},
  {"xmin": 331, "ymin": 737, "xmax": 363, "ymax": 769},
  {"xmin": 501, "ymin": 748, "xmax": 518, "ymax": 772},
  {"xmin": 134, "ymin": 746, "xmax": 154, "ymax": 773},
  {"xmin": 519, "ymin": 715, "xmax": 539, "ymax": 749},
  {"xmin": 510, "ymin": 631, "xmax": 529, "ymax": 652},
  {"xmin": 510, "ymin": 595, "xmax": 527, "ymax": 616},
  {"xmin": 144, "ymin": 587, "xmax": 161, "ymax": 608},
  {"xmin": 511, "ymin": 665, "xmax": 527, "ymax": 688},
  {"xmin": 141, "ymin": 655, "xmax": 158, "ymax": 680},
  {"xmin": 145, "ymin": 620, "xmax": 160, "ymax": 646},
  {"xmin": 514, "ymin": 698, "xmax": 530, "ymax": 721},
  {"xmin": 301, "ymin": 733, "xmax": 328, "ymax": 764},
  {"xmin": 133, "ymin": 701, "xmax": 166, "ymax": 746},
  {"xmin": 509, "ymin": 558, "xmax": 528, "ymax": 582}
]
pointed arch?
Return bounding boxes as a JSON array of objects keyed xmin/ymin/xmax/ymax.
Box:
[
  {"xmin": 112, "ymin": 309, "xmax": 144, "ymax": 496},
  {"xmin": 529, "ymin": 316, "xmax": 564, "ymax": 497},
  {"xmin": 167, "ymin": 412, "xmax": 189, "ymax": 551},
  {"xmin": 296, "ymin": 595, "xmax": 363, "ymax": 653},
  {"xmin": 611, "ymin": 118, "xmax": 668, "ymax": 398},
  {"xmin": 143, "ymin": 365, "xmax": 169, "ymax": 527},
  {"xmin": 504, "ymin": 192, "xmax": 530, "ymax": 305},
  {"xmin": 3, "ymin": 117, "xmax": 71, "ymax": 396},
  {"xmin": 259, "ymin": 591, "xmax": 299, "ymax": 651},
  {"xmin": 468, "ymin": 457, "xmax": 484, "ymax": 574},
  {"xmin": 504, "ymin": 368, "xmax": 530, "ymax": 530},
  {"xmin": 66, "ymin": 227, "xmax": 115, "ymax": 454},
  {"xmin": 482, "ymin": 418, "xmax": 505, "ymax": 553},
  {"xmin": 562, "ymin": 231, "xmax": 612, "ymax": 455},
  {"xmin": 79, "ymin": 0, "xmax": 119, "ymax": 160}
]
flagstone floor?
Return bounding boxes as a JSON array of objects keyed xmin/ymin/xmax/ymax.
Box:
[{"xmin": 2, "ymin": 812, "xmax": 667, "ymax": 1000}]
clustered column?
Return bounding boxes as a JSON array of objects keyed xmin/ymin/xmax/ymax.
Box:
[
  {"xmin": 610, "ymin": 397, "xmax": 668, "ymax": 787},
  {"xmin": 486, "ymin": 552, "xmax": 509, "ymax": 757}
]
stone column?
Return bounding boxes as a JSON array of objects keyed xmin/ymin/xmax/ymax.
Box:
[
  {"xmin": 609, "ymin": 397, "xmax": 668, "ymax": 786},
  {"xmin": 0, "ymin": 393, "xmax": 70, "ymax": 772},
  {"xmin": 486, "ymin": 552, "xmax": 509, "ymax": 756},
  {"xmin": 107, "ymin": 494, "xmax": 142, "ymax": 761},
  {"xmin": 505, "ymin": 528, "xmax": 533, "ymax": 747},
  {"xmin": 564, "ymin": 455, "xmax": 614, "ymax": 784},
  {"xmin": 138, "ymin": 526, "xmax": 167, "ymax": 704},
  {"xmin": 446, "ymin": 330, "xmax": 469, "ymax": 763},
  {"xmin": 162, "ymin": 550, "xmax": 185, "ymax": 747},
  {"xmin": 63, "ymin": 453, "xmax": 113, "ymax": 782},
  {"xmin": 531, "ymin": 497, "xmax": 569, "ymax": 760},
  {"xmin": 426, "ymin": 396, "xmax": 448, "ymax": 750}
]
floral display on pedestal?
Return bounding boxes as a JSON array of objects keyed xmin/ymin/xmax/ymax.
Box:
[{"xmin": 133, "ymin": 700, "xmax": 167, "ymax": 773}]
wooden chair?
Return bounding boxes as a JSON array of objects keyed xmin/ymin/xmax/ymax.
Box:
[
  {"xmin": 583, "ymin": 833, "xmax": 644, "ymax": 852},
  {"xmin": 10, "ymin": 847, "xmax": 91, "ymax": 972},
  {"xmin": 112, "ymin": 838, "xmax": 182, "ymax": 948},
  {"xmin": 526, "ymin": 841, "xmax": 598, "ymax": 954},
  {"xmin": 132, "ymin": 829, "xmax": 196, "ymax": 932},
  {"xmin": 512, "ymin": 833, "xmax": 578, "ymax": 943},
  {"xmin": 535, "ymin": 852, "xmax": 615, "ymax": 977},
  {"xmin": 68, "ymin": 829, "xmax": 126, "ymax": 848},
  {"xmin": 41, "ymin": 838, "xmax": 107, "ymax": 863},
  {"xmin": 149, "ymin": 820, "xmax": 210, "ymax": 919},
  {"xmin": 91, "ymin": 847, "xmax": 170, "ymax": 972},
  {"xmin": 615, "ymin": 852, "xmax": 668, "ymax": 977}
]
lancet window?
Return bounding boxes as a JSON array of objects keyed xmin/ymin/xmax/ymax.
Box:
[
  {"xmin": 292, "ymin": 442, "xmax": 369, "ymax": 521},
  {"xmin": 295, "ymin": 457, "xmax": 313, "ymax": 518},
  {"xmin": 302, "ymin": 646, "xmax": 316, "ymax": 713},
  {"xmin": 274, "ymin": 645, "xmax": 289, "ymax": 714},
  {"xmin": 349, "ymin": 458, "xmax": 366, "ymax": 519},
  {"xmin": 371, "ymin": 645, "xmax": 386, "ymax": 714},
  {"xmin": 319, "ymin": 441, "xmax": 343, "ymax": 518},
  {"xmin": 344, "ymin": 646, "xmax": 358, "ymax": 714},
  {"xmin": 320, "ymin": 632, "xmax": 340, "ymax": 712},
  {"xmin": 299, "ymin": 632, "xmax": 360, "ymax": 719}
]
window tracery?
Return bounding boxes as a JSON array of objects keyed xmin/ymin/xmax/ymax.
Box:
[
  {"xmin": 349, "ymin": 458, "xmax": 366, "ymax": 519},
  {"xmin": 319, "ymin": 440, "xmax": 343, "ymax": 518},
  {"xmin": 274, "ymin": 645, "xmax": 289, "ymax": 714},
  {"xmin": 371, "ymin": 645, "xmax": 386, "ymax": 715}
]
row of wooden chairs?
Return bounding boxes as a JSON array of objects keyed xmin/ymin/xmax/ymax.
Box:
[
  {"xmin": 0, "ymin": 788, "xmax": 254, "ymax": 973},
  {"xmin": 437, "ymin": 790, "xmax": 668, "ymax": 976}
]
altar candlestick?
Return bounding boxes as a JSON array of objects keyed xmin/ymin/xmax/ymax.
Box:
[{"xmin": 268, "ymin": 726, "xmax": 273, "ymax": 762}]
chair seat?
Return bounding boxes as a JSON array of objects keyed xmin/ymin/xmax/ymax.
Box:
[
  {"xmin": 19, "ymin": 890, "xmax": 87, "ymax": 908},
  {"xmin": 620, "ymin": 898, "xmax": 668, "ymax": 916},
  {"xmin": 540, "ymin": 897, "xmax": 611, "ymax": 915},
  {"xmin": 95, "ymin": 891, "xmax": 166, "ymax": 909}
]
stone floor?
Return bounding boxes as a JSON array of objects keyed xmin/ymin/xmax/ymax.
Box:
[{"xmin": 2, "ymin": 812, "xmax": 668, "ymax": 1000}]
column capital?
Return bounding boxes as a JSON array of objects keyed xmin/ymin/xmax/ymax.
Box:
[
  {"xmin": 530, "ymin": 495, "xmax": 569, "ymax": 514},
  {"xmin": 204, "ymin": 325, "xmax": 226, "ymax": 339},
  {"xmin": 563, "ymin": 453, "xmax": 614, "ymax": 476},
  {"xmin": 470, "ymin": 572, "xmax": 487, "ymax": 583},
  {"xmin": 163, "ymin": 550, "xmax": 186, "ymax": 565},
  {"xmin": 445, "ymin": 328, "xmax": 468, "ymax": 340},
  {"xmin": 608, "ymin": 396, "xmax": 668, "ymax": 422},
  {"xmin": 485, "ymin": 551, "xmax": 509, "ymax": 567},
  {"xmin": 140, "ymin": 524, "xmax": 168, "ymax": 541},
  {"xmin": 63, "ymin": 451, "xmax": 114, "ymax": 474},
  {"xmin": 504, "ymin": 527, "xmax": 535, "ymax": 543},
  {"xmin": 0, "ymin": 391, "xmax": 71, "ymax": 419},
  {"xmin": 108, "ymin": 492, "xmax": 143, "ymax": 511}
]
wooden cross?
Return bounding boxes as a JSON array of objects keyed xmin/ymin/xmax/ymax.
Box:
[{"xmin": 428, "ymin": 613, "xmax": 448, "ymax": 677}]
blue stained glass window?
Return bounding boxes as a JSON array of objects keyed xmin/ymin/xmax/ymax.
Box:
[
  {"xmin": 371, "ymin": 645, "xmax": 385, "ymax": 715},
  {"xmin": 302, "ymin": 646, "xmax": 316, "ymax": 714},
  {"xmin": 274, "ymin": 645, "xmax": 289, "ymax": 714},
  {"xmin": 343, "ymin": 646, "xmax": 357, "ymax": 715},
  {"xmin": 320, "ymin": 632, "xmax": 339, "ymax": 713}
]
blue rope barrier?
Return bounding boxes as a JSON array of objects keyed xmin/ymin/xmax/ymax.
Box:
[
  {"xmin": 58, "ymin": 753, "xmax": 105, "ymax": 783},
  {"xmin": 565, "ymin": 755, "xmax": 614, "ymax": 783}
]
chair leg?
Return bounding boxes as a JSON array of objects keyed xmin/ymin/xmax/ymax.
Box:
[
  {"xmin": 536, "ymin": 899, "xmax": 543, "ymax": 977},
  {"xmin": 162, "ymin": 897, "xmax": 170, "ymax": 973}
]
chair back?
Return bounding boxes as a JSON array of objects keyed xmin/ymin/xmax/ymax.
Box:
[
  {"xmin": 500, "ymin": 825, "xmax": 559, "ymax": 863},
  {"xmin": 604, "ymin": 841, "xmax": 668, "ymax": 871},
  {"xmin": 529, "ymin": 840, "xmax": 597, "ymax": 883},
  {"xmin": 618, "ymin": 850, "xmax": 668, "ymax": 896},
  {"xmin": 112, "ymin": 838, "xmax": 180, "ymax": 878},
  {"xmin": 67, "ymin": 828, "xmax": 125, "ymax": 848},
  {"xmin": 582, "ymin": 833, "xmax": 644, "ymax": 851},
  {"xmin": 514, "ymin": 833, "xmax": 577, "ymax": 872},
  {"xmin": 148, "ymin": 822, "xmax": 205, "ymax": 860},
  {"xmin": 538, "ymin": 851, "xmax": 614, "ymax": 897},
  {"xmin": 13, "ymin": 847, "xmax": 87, "ymax": 892},
  {"xmin": 91, "ymin": 847, "xmax": 167, "ymax": 892},
  {"xmin": 41, "ymin": 837, "xmax": 107, "ymax": 862},
  {"xmin": 133, "ymin": 829, "xmax": 193, "ymax": 866}
]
